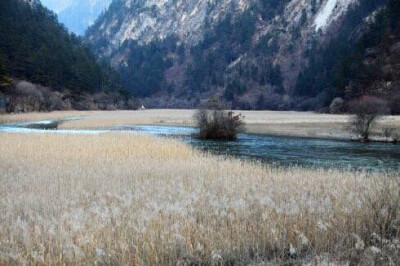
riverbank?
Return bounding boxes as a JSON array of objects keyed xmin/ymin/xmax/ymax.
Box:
[
  {"xmin": 0, "ymin": 133, "xmax": 398, "ymax": 264},
  {"xmin": 1, "ymin": 110, "xmax": 400, "ymax": 140}
]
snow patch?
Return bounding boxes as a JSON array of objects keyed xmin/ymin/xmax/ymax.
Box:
[
  {"xmin": 314, "ymin": 0, "xmax": 353, "ymax": 31},
  {"xmin": 315, "ymin": 0, "xmax": 339, "ymax": 30}
]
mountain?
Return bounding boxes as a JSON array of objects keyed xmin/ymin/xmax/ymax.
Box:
[
  {"xmin": 86, "ymin": 0, "xmax": 399, "ymax": 111},
  {"xmin": 0, "ymin": 0, "xmax": 133, "ymax": 112},
  {"xmin": 41, "ymin": 0, "xmax": 112, "ymax": 35},
  {"xmin": 295, "ymin": 0, "xmax": 400, "ymax": 111}
]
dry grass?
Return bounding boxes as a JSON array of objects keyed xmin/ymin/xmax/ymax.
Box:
[
  {"xmin": 1, "ymin": 110, "xmax": 399, "ymax": 140},
  {"xmin": 0, "ymin": 110, "xmax": 88, "ymax": 124},
  {"xmin": 0, "ymin": 133, "xmax": 398, "ymax": 264},
  {"xmin": 58, "ymin": 110, "xmax": 195, "ymax": 129}
]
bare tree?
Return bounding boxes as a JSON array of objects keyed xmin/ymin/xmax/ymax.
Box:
[{"xmin": 350, "ymin": 97, "xmax": 390, "ymax": 142}]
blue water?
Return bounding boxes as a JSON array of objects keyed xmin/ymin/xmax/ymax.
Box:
[
  {"xmin": 131, "ymin": 125, "xmax": 400, "ymax": 172},
  {"xmin": 1, "ymin": 121, "xmax": 399, "ymax": 172}
]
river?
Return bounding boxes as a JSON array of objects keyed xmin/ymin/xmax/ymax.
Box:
[{"xmin": 1, "ymin": 121, "xmax": 399, "ymax": 172}]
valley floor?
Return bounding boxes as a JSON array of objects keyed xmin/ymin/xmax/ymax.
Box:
[
  {"xmin": 0, "ymin": 133, "xmax": 398, "ymax": 264},
  {"xmin": 1, "ymin": 109, "xmax": 400, "ymax": 140}
]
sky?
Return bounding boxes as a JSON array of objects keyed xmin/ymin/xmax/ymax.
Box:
[{"xmin": 40, "ymin": 0, "xmax": 112, "ymax": 35}]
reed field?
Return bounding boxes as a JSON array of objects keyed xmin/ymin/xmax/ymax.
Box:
[
  {"xmin": 1, "ymin": 110, "xmax": 399, "ymax": 140},
  {"xmin": 0, "ymin": 133, "xmax": 399, "ymax": 264}
]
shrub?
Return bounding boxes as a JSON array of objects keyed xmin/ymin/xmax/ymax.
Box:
[
  {"xmin": 383, "ymin": 128, "xmax": 400, "ymax": 142},
  {"xmin": 329, "ymin": 97, "xmax": 345, "ymax": 114},
  {"xmin": 0, "ymin": 75, "xmax": 12, "ymax": 89},
  {"xmin": 194, "ymin": 104, "xmax": 244, "ymax": 140},
  {"xmin": 6, "ymin": 81, "xmax": 45, "ymax": 112},
  {"xmin": 349, "ymin": 96, "xmax": 390, "ymax": 142}
]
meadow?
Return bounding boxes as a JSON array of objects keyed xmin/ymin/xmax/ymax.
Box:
[{"xmin": 0, "ymin": 132, "xmax": 399, "ymax": 264}]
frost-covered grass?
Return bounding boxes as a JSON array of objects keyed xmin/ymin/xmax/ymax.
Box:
[{"xmin": 0, "ymin": 133, "xmax": 398, "ymax": 264}]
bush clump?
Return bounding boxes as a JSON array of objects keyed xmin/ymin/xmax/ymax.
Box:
[
  {"xmin": 194, "ymin": 104, "xmax": 244, "ymax": 140},
  {"xmin": 329, "ymin": 97, "xmax": 345, "ymax": 114}
]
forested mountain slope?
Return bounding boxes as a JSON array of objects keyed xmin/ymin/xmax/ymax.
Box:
[
  {"xmin": 295, "ymin": 0, "xmax": 400, "ymax": 112},
  {"xmin": 87, "ymin": 0, "xmax": 400, "ymax": 111},
  {"xmin": 0, "ymin": 0, "xmax": 134, "ymax": 112}
]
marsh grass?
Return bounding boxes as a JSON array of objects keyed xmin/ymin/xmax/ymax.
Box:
[
  {"xmin": 1, "ymin": 110, "xmax": 400, "ymax": 140},
  {"xmin": 0, "ymin": 133, "xmax": 398, "ymax": 264}
]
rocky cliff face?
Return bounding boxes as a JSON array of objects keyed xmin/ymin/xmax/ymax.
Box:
[
  {"xmin": 86, "ymin": 0, "xmax": 393, "ymax": 110},
  {"xmin": 87, "ymin": 0, "xmax": 252, "ymax": 55},
  {"xmin": 89, "ymin": 0, "xmax": 355, "ymax": 51},
  {"xmin": 88, "ymin": 0, "xmax": 357, "ymax": 55}
]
